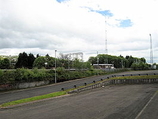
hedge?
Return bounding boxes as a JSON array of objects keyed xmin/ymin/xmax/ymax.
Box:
[{"xmin": 0, "ymin": 68, "xmax": 106, "ymax": 85}]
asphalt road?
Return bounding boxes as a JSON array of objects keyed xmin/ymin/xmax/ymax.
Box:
[
  {"xmin": 0, "ymin": 70, "xmax": 158, "ymax": 105},
  {"xmin": 0, "ymin": 84, "xmax": 158, "ymax": 119}
]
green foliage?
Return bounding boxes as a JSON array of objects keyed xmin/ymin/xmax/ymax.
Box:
[
  {"xmin": 0, "ymin": 58, "xmax": 10, "ymax": 69},
  {"xmin": 1, "ymin": 91, "xmax": 66, "ymax": 107},
  {"xmin": 14, "ymin": 68, "xmax": 52, "ymax": 82},
  {"xmin": 33, "ymin": 56, "xmax": 55, "ymax": 69},
  {"xmin": 110, "ymin": 75, "xmax": 158, "ymax": 80},
  {"xmin": 56, "ymin": 67, "xmax": 65, "ymax": 74},
  {"xmin": 88, "ymin": 54, "xmax": 147, "ymax": 68},
  {"xmin": 0, "ymin": 67, "xmax": 129, "ymax": 86},
  {"xmin": 16, "ymin": 52, "xmax": 35, "ymax": 68},
  {"xmin": 0, "ymin": 70, "xmax": 15, "ymax": 84},
  {"xmin": 33, "ymin": 56, "xmax": 46, "ymax": 68},
  {"xmin": 72, "ymin": 59, "xmax": 83, "ymax": 70},
  {"xmin": 0, "ymin": 70, "xmax": 4, "ymax": 84},
  {"xmin": 131, "ymin": 62, "xmax": 149, "ymax": 70}
]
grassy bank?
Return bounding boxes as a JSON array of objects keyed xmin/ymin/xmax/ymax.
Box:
[
  {"xmin": 110, "ymin": 75, "xmax": 158, "ymax": 80},
  {"xmin": 0, "ymin": 91, "xmax": 66, "ymax": 108}
]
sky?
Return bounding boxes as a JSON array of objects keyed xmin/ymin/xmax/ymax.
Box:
[{"xmin": 0, "ymin": 0, "xmax": 158, "ymax": 63}]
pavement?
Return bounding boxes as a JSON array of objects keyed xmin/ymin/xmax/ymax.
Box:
[
  {"xmin": 0, "ymin": 84, "xmax": 158, "ymax": 119},
  {"xmin": 0, "ymin": 70, "xmax": 158, "ymax": 105}
]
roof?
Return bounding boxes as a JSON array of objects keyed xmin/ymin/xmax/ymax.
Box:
[{"xmin": 93, "ymin": 64, "xmax": 114, "ymax": 66}]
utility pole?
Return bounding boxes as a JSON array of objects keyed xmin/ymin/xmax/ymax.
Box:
[
  {"xmin": 55, "ymin": 50, "xmax": 57, "ymax": 83},
  {"xmin": 97, "ymin": 51, "xmax": 99, "ymax": 68}
]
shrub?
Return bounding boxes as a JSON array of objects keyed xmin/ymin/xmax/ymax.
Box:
[{"xmin": 0, "ymin": 68, "xmax": 108, "ymax": 85}]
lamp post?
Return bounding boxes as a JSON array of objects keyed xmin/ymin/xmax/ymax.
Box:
[{"xmin": 55, "ymin": 50, "xmax": 57, "ymax": 83}]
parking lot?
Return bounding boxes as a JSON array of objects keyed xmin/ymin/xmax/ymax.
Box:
[{"xmin": 1, "ymin": 84, "xmax": 158, "ymax": 119}]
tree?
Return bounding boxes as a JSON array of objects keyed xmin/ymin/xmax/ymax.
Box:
[
  {"xmin": 72, "ymin": 59, "xmax": 83, "ymax": 70},
  {"xmin": 131, "ymin": 62, "xmax": 149, "ymax": 70},
  {"xmin": 0, "ymin": 58, "xmax": 10, "ymax": 69},
  {"xmin": 88, "ymin": 56, "xmax": 97, "ymax": 65},
  {"xmin": 16, "ymin": 52, "xmax": 28, "ymax": 68},
  {"xmin": 28, "ymin": 53, "xmax": 36, "ymax": 68},
  {"xmin": 88, "ymin": 54, "xmax": 147, "ymax": 69},
  {"xmin": 33, "ymin": 56, "xmax": 55, "ymax": 69},
  {"xmin": 33, "ymin": 56, "xmax": 46, "ymax": 68}
]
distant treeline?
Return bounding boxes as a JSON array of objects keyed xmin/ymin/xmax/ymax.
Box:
[
  {"xmin": 0, "ymin": 52, "xmax": 157, "ymax": 70},
  {"xmin": 88, "ymin": 54, "xmax": 156, "ymax": 70}
]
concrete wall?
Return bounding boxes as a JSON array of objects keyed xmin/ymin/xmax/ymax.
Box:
[
  {"xmin": 15, "ymin": 80, "xmax": 50, "ymax": 89},
  {"xmin": 0, "ymin": 81, "xmax": 50, "ymax": 91},
  {"xmin": 68, "ymin": 79, "xmax": 158, "ymax": 94}
]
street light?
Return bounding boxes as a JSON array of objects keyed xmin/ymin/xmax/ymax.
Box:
[{"xmin": 55, "ymin": 50, "xmax": 57, "ymax": 83}]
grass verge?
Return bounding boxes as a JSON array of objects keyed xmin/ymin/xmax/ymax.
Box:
[
  {"xmin": 110, "ymin": 75, "xmax": 158, "ymax": 80},
  {"xmin": 0, "ymin": 91, "xmax": 66, "ymax": 108}
]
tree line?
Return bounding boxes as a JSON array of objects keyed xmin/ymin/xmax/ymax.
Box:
[
  {"xmin": 88, "ymin": 54, "xmax": 155, "ymax": 70},
  {"xmin": 0, "ymin": 52, "xmax": 92, "ymax": 70},
  {"xmin": 0, "ymin": 52, "xmax": 157, "ymax": 70}
]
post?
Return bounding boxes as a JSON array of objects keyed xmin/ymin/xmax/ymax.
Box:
[
  {"xmin": 55, "ymin": 50, "xmax": 57, "ymax": 83},
  {"xmin": 97, "ymin": 51, "xmax": 99, "ymax": 68}
]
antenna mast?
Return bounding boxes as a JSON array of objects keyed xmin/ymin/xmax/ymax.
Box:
[
  {"xmin": 149, "ymin": 34, "xmax": 153, "ymax": 65},
  {"xmin": 104, "ymin": 16, "xmax": 108, "ymax": 64},
  {"xmin": 105, "ymin": 16, "xmax": 108, "ymax": 55}
]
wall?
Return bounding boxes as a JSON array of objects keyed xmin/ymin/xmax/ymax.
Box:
[
  {"xmin": 68, "ymin": 79, "xmax": 158, "ymax": 94},
  {"xmin": 0, "ymin": 81, "xmax": 50, "ymax": 91}
]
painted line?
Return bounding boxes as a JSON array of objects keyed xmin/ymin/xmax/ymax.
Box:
[{"xmin": 135, "ymin": 91, "xmax": 157, "ymax": 119}]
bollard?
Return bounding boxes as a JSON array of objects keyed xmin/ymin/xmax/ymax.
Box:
[{"xmin": 74, "ymin": 85, "xmax": 77, "ymax": 88}]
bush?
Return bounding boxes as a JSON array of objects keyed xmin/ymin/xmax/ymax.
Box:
[
  {"xmin": 0, "ymin": 70, "xmax": 15, "ymax": 84},
  {"xmin": 131, "ymin": 62, "xmax": 149, "ymax": 70},
  {"xmin": 0, "ymin": 68, "xmax": 107, "ymax": 85}
]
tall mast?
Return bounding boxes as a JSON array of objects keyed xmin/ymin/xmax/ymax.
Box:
[
  {"xmin": 149, "ymin": 34, "xmax": 153, "ymax": 65},
  {"xmin": 105, "ymin": 16, "xmax": 108, "ymax": 64},
  {"xmin": 105, "ymin": 17, "xmax": 108, "ymax": 55}
]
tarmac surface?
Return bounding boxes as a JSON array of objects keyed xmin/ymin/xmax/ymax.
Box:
[
  {"xmin": 0, "ymin": 84, "xmax": 158, "ymax": 119},
  {"xmin": 0, "ymin": 70, "xmax": 158, "ymax": 104}
]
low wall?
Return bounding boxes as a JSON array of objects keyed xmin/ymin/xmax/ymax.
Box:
[
  {"xmin": 0, "ymin": 81, "xmax": 50, "ymax": 91},
  {"xmin": 68, "ymin": 79, "xmax": 158, "ymax": 94},
  {"xmin": 15, "ymin": 80, "xmax": 50, "ymax": 89}
]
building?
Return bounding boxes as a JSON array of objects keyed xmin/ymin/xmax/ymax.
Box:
[{"xmin": 93, "ymin": 64, "xmax": 115, "ymax": 69}]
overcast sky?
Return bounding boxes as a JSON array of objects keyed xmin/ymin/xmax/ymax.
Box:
[{"xmin": 0, "ymin": 0, "xmax": 157, "ymax": 63}]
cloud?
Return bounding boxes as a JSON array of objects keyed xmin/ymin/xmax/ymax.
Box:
[{"xmin": 0, "ymin": 0, "xmax": 157, "ymax": 63}]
